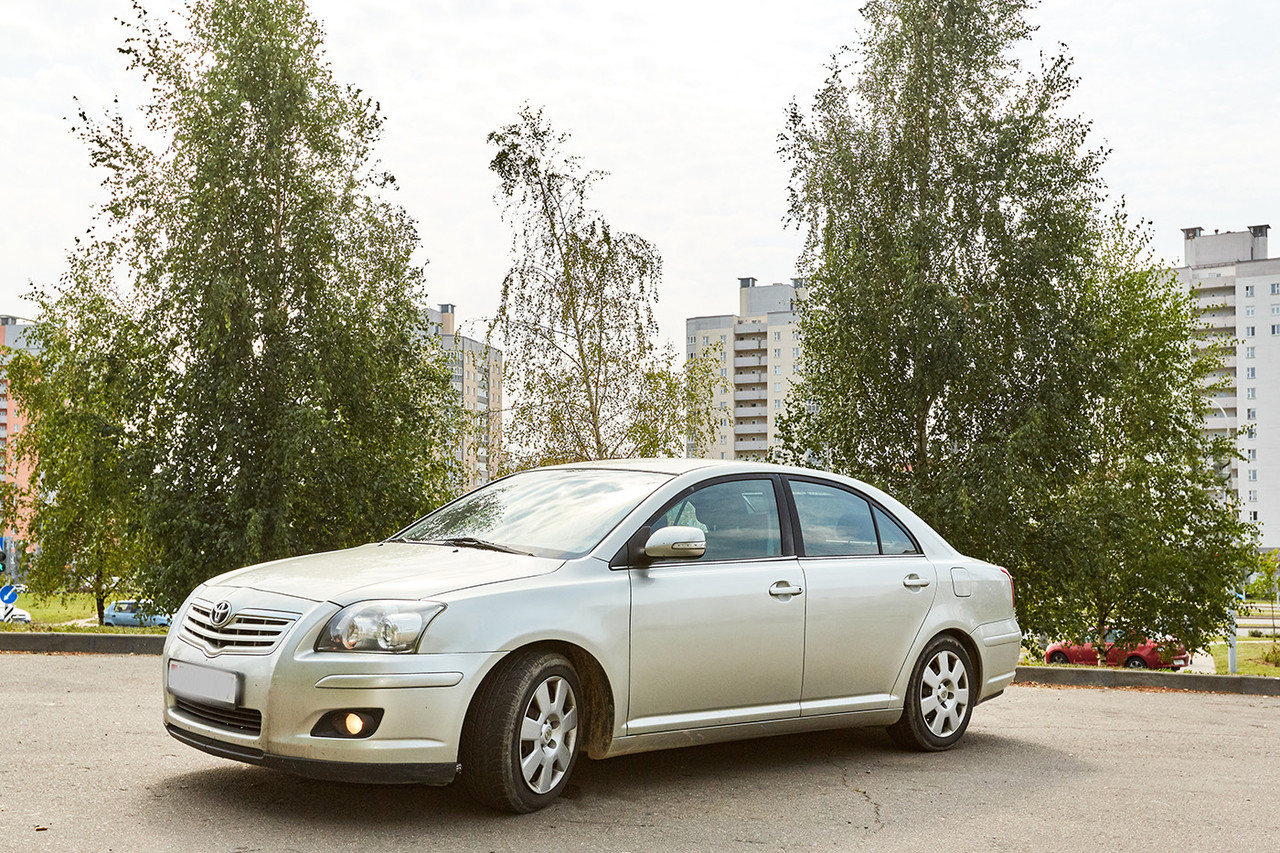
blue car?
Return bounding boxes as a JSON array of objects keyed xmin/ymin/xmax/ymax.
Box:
[{"xmin": 104, "ymin": 600, "xmax": 171, "ymax": 627}]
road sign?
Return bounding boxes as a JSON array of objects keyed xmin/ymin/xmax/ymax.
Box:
[{"xmin": 0, "ymin": 584, "xmax": 17, "ymax": 605}]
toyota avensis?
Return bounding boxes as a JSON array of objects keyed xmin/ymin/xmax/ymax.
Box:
[{"xmin": 162, "ymin": 459, "xmax": 1021, "ymax": 812}]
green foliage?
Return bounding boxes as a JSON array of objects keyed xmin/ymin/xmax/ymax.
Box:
[
  {"xmin": 14, "ymin": 0, "xmax": 462, "ymax": 611},
  {"xmin": 776, "ymin": 0, "xmax": 1256, "ymax": 655},
  {"xmin": 486, "ymin": 106, "xmax": 722, "ymax": 466},
  {"xmin": 4, "ymin": 270, "xmax": 155, "ymax": 624}
]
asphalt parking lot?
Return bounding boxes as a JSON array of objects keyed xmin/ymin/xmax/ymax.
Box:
[{"xmin": 3, "ymin": 652, "xmax": 1277, "ymax": 852}]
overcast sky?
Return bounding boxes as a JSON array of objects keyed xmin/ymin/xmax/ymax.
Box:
[{"xmin": 3, "ymin": 1, "xmax": 1278, "ymax": 347}]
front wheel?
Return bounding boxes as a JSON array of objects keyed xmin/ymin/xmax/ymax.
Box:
[
  {"xmin": 1124, "ymin": 656, "xmax": 1149, "ymax": 669},
  {"xmin": 1048, "ymin": 651, "xmax": 1070, "ymax": 665},
  {"xmin": 888, "ymin": 635, "xmax": 974, "ymax": 751},
  {"xmin": 460, "ymin": 651, "xmax": 582, "ymax": 813}
]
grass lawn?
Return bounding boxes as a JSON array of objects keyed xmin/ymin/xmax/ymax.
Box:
[
  {"xmin": 1208, "ymin": 640, "xmax": 1280, "ymax": 678},
  {"xmin": 13, "ymin": 592, "xmax": 98, "ymax": 623}
]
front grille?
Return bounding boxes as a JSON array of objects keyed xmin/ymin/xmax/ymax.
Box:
[
  {"xmin": 173, "ymin": 697, "xmax": 263, "ymax": 735},
  {"xmin": 181, "ymin": 599, "xmax": 299, "ymax": 655}
]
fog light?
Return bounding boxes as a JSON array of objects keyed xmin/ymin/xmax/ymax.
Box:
[{"xmin": 311, "ymin": 708, "xmax": 384, "ymax": 739}]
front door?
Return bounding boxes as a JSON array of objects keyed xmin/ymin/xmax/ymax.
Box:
[{"xmin": 627, "ymin": 477, "xmax": 805, "ymax": 735}]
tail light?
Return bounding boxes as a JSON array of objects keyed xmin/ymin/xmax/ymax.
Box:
[{"xmin": 999, "ymin": 566, "xmax": 1016, "ymax": 608}]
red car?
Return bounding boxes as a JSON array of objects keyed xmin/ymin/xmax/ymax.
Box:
[{"xmin": 1044, "ymin": 636, "xmax": 1190, "ymax": 670}]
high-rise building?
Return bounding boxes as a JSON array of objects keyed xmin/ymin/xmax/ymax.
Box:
[
  {"xmin": 1175, "ymin": 224, "xmax": 1278, "ymax": 549},
  {"xmin": 426, "ymin": 304, "xmax": 503, "ymax": 489},
  {"xmin": 686, "ymin": 278, "xmax": 806, "ymax": 461}
]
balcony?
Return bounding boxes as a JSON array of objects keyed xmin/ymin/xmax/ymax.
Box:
[
  {"xmin": 735, "ymin": 371, "xmax": 766, "ymax": 385},
  {"xmin": 734, "ymin": 388, "xmax": 767, "ymax": 402},
  {"xmin": 734, "ymin": 438, "xmax": 768, "ymax": 452},
  {"xmin": 733, "ymin": 355, "xmax": 765, "ymax": 368},
  {"xmin": 733, "ymin": 338, "xmax": 766, "ymax": 352},
  {"xmin": 734, "ymin": 403, "xmax": 767, "ymax": 416},
  {"xmin": 734, "ymin": 421, "xmax": 767, "ymax": 436}
]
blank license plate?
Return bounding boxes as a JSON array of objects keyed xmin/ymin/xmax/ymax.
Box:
[{"xmin": 168, "ymin": 660, "xmax": 240, "ymax": 708}]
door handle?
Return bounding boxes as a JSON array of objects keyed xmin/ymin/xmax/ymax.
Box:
[
  {"xmin": 903, "ymin": 574, "xmax": 931, "ymax": 589},
  {"xmin": 768, "ymin": 581, "xmax": 804, "ymax": 598}
]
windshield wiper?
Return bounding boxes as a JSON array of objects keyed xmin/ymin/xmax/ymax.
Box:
[{"xmin": 422, "ymin": 536, "xmax": 532, "ymax": 556}]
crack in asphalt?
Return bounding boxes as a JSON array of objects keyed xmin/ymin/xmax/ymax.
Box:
[{"xmin": 826, "ymin": 754, "xmax": 884, "ymax": 832}]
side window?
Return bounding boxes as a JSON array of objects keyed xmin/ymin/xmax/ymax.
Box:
[
  {"xmin": 873, "ymin": 506, "xmax": 920, "ymax": 555},
  {"xmin": 653, "ymin": 479, "xmax": 782, "ymax": 561},
  {"xmin": 790, "ymin": 481, "xmax": 878, "ymax": 556}
]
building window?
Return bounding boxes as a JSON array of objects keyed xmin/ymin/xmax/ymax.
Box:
[
  {"xmin": 774, "ymin": 399, "xmax": 782, "ymax": 409},
  {"xmin": 774, "ymin": 348, "xmax": 781, "ymax": 358},
  {"xmin": 792, "ymin": 331, "xmax": 799, "ymax": 340},
  {"xmin": 1248, "ymin": 449, "xmax": 1258, "ymax": 461},
  {"xmin": 1248, "ymin": 469, "xmax": 1258, "ymax": 481},
  {"xmin": 1273, "ymin": 283, "xmax": 1280, "ymax": 295},
  {"xmin": 1247, "ymin": 347, "xmax": 1257, "ymax": 359},
  {"xmin": 1248, "ymin": 388, "xmax": 1257, "ymax": 399},
  {"xmin": 1246, "ymin": 425, "xmax": 1257, "ymax": 439},
  {"xmin": 1249, "ymin": 511, "xmax": 1259, "ymax": 522},
  {"xmin": 1273, "ymin": 305, "xmax": 1280, "ymax": 315},
  {"xmin": 1247, "ymin": 367, "xmax": 1257, "ymax": 379},
  {"xmin": 773, "ymin": 382, "xmax": 782, "ymax": 391},
  {"xmin": 774, "ymin": 365, "xmax": 782, "ymax": 375},
  {"xmin": 1248, "ymin": 490, "xmax": 1258, "ymax": 502},
  {"xmin": 721, "ymin": 368, "xmax": 727, "ymax": 376},
  {"xmin": 1247, "ymin": 408, "xmax": 1257, "ymax": 420},
  {"xmin": 1273, "ymin": 324, "xmax": 1280, "ymax": 335},
  {"xmin": 1246, "ymin": 285, "xmax": 1256, "ymax": 297},
  {"xmin": 1246, "ymin": 306, "xmax": 1256, "ymax": 317},
  {"xmin": 702, "ymin": 336, "xmax": 709, "ymax": 346},
  {"xmin": 687, "ymin": 335, "xmax": 695, "ymax": 344},
  {"xmin": 792, "ymin": 348, "xmax": 800, "ymax": 358},
  {"xmin": 1246, "ymin": 326, "xmax": 1256, "ymax": 337},
  {"xmin": 774, "ymin": 331, "xmax": 781, "ymax": 341}
]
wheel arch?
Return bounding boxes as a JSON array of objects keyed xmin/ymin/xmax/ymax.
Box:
[
  {"xmin": 935, "ymin": 628, "xmax": 983, "ymax": 697},
  {"xmin": 462, "ymin": 640, "xmax": 617, "ymax": 761}
]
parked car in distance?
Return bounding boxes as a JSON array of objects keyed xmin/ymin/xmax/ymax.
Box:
[
  {"xmin": 104, "ymin": 600, "xmax": 171, "ymax": 628},
  {"xmin": 6, "ymin": 606, "xmax": 31, "ymax": 623},
  {"xmin": 1044, "ymin": 635, "xmax": 1189, "ymax": 670},
  {"xmin": 162, "ymin": 459, "xmax": 1021, "ymax": 812}
]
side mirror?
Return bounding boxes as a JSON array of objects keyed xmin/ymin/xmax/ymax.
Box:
[{"xmin": 644, "ymin": 526, "xmax": 706, "ymax": 559}]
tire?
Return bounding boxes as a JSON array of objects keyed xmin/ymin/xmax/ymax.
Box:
[
  {"xmin": 1048, "ymin": 651, "xmax": 1069, "ymax": 665},
  {"xmin": 1124, "ymin": 656, "xmax": 1148, "ymax": 669},
  {"xmin": 460, "ymin": 651, "xmax": 582, "ymax": 813},
  {"xmin": 888, "ymin": 635, "xmax": 974, "ymax": 751}
]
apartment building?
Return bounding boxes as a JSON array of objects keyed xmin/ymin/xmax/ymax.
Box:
[
  {"xmin": 686, "ymin": 278, "xmax": 806, "ymax": 461},
  {"xmin": 1175, "ymin": 225, "xmax": 1278, "ymax": 549},
  {"xmin": 426, "ymin": 304, "xmax": 503, "ymax": 489}
]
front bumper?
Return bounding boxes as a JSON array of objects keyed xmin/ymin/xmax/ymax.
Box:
[{"xmin": 162, "ymin": 593, "xmax": 503, "ymax": 785}]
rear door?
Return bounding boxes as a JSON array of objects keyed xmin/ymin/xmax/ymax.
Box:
[{"xmin": 786, "ymin": 477, "xmax": 937, "ymax": 715}]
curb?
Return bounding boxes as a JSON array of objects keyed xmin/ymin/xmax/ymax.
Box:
[
  {"xmin": 1015, "ymin": 664, "xmax": 1280, "ymax": 696},
  {"xmin": 0, "ymin": 632, "xmax": 165, "ymax": 655}
]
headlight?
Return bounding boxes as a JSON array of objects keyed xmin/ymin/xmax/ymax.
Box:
[{"xmin": 315, "ymin": 600, "xmax": 445, "ymax": 653}]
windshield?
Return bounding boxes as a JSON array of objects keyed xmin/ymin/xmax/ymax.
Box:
[{"xmin": 394, "ymin": 467, "xmax": 673, "ymax": 559}]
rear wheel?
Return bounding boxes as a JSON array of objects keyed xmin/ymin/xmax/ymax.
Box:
[
  {"xmin": 1124, "ymin": 656, "xmax": 1149, "ymax": 669},
  {"xmin": 888, "ymin": 635, "xmax": 974, "ymax": 751},
  {"xmin": 1048, "ymin": 651, "xmax": 1069, "ymax": 665},
  {"xmin": 460, "ymin": 651, "xmax": 582, "ymax": 813}
]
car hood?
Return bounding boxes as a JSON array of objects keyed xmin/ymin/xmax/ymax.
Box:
[{"xmin": 206, "ymin": 542, "xmax": 564, "ymax": 606}]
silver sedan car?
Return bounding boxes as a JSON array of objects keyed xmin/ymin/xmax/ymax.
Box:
[{"xmin": 162, "ymin": 459, "xmax": 1020, "ymax": 812}]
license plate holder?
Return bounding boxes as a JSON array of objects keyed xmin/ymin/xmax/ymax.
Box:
[{"xmin": 168, "ymin": 660, "xmax": 240, "ymax": 709}]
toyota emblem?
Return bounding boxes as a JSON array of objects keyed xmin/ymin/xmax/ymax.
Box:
[{"xmin": 210, "ymin": 600, "xmax": 234, "ymax": 627}]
